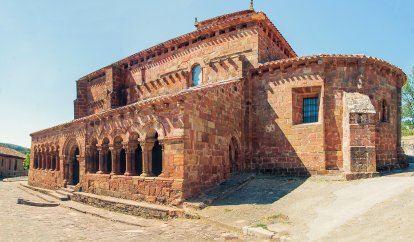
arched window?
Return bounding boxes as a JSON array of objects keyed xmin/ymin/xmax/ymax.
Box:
[
  {"xmin": 191, "ymin": 64, "xmax": 202, "ymax": 87},
  {"xmin": 381, "ymin": 100, "xmax": 388, "ymax": 123}
]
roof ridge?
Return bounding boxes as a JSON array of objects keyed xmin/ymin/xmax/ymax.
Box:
[{"xmin": 0, "ymin": 146, "xmax": 26, "ymax": 159}]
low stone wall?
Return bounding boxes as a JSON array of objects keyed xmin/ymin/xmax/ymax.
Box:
[
  {"xmin": 0, "ymin": 170, "xmax": 27, "ymax": 178},
  {"xmin": 28, "ymin": 169, "xmax": 63, "ymax": 189},
  {"xmin": 71, "ymin": 192, "xmax": 185, "ymax": 220},
  {"xmin": 80, "ymin": 174, "xmax": 184, "ymax": 205},
  {"xmin": 402, "ymin": 136, "xmax": 414, "ymax": 163}
]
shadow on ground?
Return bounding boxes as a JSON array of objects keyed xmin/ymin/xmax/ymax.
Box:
[
  {"xmin": 380, "ymin": 162, "xmax": 414, "ymax": 177},
  {"xmin": 212, "ymin": 176, "xmax": 307, "ymax": 206}
]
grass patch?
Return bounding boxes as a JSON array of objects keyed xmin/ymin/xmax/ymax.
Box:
[
  {"xmin": 264, "ymin": 213, "xmax": 290, "ymax": 224},
  {"xmin": 224, "ymin": 208, "xmax": 233, "ymax": 212},
  {"xmin": 255, "ymin": 223, "xmax": 268, "ymax": 229}
]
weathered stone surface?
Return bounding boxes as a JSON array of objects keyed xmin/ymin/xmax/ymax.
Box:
[
  {"xmin": 28, "ymin": 9, "xmax": 407, "ymax": 206},
  {"xmin": 0, "ymin": 147, "xmax": 27, "ymax": 178}
]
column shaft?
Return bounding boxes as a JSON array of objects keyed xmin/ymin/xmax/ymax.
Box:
[{"xmin": 97, "ymin": 149, "xmax": 104, "ymax": 174}]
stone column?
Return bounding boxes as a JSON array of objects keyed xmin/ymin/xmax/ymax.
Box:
[
  {"xmin": 59, "ymin": 155, "xmax": 65, "ymax": 182},
  {"xmin": 37, "ymin": 153, "xmax": 41, "ymax": 169},
  {"xmin": 110, "ymin": 146, "xmax": 117, "ymax": 175},
  {"xmin": 159, "ymin": 140, "xmax": 166, "ymax": 177},
  {"xmin": 96, "ymin": 146, "xmax": 104, "ymax": 174},
  {"xmin": 140, "ymin": 141, "xmax": 154, "ymax": 177},
  {"xmin": 124, "ymin": 143, "xmax": 135, "ymax": 176},
  {"xmin": 40, "ymin": 153, "xmax": 44, "ymax": 170},
  {"xmin": 51, "ymin": 153, "xmax": 55, "ymax": 171},
  {"xmin": 55, "ymin": 153, "xmax": 60, "ymax": 171},
  {"xmin": 44, "ymin": 153, "xmax": 47, "ymax": 170},
  {"xmin": 43, "ymin": 153, "xmax": 47, "ymax": 170},
  {"xmin": 46, "ymin": 153, "xmax": 50, "ymax": 170}
]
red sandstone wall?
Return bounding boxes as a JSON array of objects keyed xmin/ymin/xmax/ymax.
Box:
[
  {"xmin": 181, "ymin": 80, "xmax": 244, "ymax": 198},
  {"xmin": 80, "ymin": 174, "xmax": 183, "ymax": 205},
  {"xmin": 323, "ymin": 63, "xmax": 402, "ymax": 170},
  {"xmin": 75, "ymin": 22, "xmax": 269, "ymax": 118},
  {"xmin": 28, "ymin": 169, "xmax": 62, "ymax": 189},
  {"xmin": 250, "ymin": 66, "xmax": 325, "ymax": 175},
  {"xmin": 251, "ymin": 59, "xmax": 404, "ymax": 174},
  {"xmin": 257, "ymin": 25, "xmax": 288, "ymax": 63}
]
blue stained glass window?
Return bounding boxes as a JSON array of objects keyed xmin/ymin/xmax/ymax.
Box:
[
  {"xmin": 303, "ymin": 97, "xmax": 319, "ymax": 123},
  {"xmin": 191, "ymin": 64, "xmax": 202, "ymax": 86}
]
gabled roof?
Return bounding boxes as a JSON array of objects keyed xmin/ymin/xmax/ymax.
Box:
[
  {"xmin": 79, "ymin": 9, "xmax": 296, "ymax": 81},
  {"xmin": 0, "ymin": 147, "xmax": 26, "ymax": 159}
]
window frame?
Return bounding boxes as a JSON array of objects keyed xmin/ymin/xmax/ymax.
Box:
[
  {"xmin": 191, "ymin": 64, "xmax": 202, "ymax": 87},
  {"xmin": 303, "ymin": 96, "xmax": 320, "ymax": 124}
]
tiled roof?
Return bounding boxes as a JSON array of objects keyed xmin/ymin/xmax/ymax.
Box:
[
  {"xmin": 0, "ymin": 147, "xmax": 26, "ymax": 159},
  {"xmin": 79, "ymin": 9, "xmax": 296, "ymax": 80},
  {"xmin": 257, "ymin": 54, "xmax": 406, "ymax": 79}
]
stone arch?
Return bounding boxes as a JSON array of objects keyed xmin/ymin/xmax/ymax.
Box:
[
  {"xmin": 229, "ymin": 136, "xmax": 240, "ymax": 174},
  {"xmin": 381, "ymin": 99, "xmax": 389, "ymax": 122},
  {"xmin": 62, "ymin": 137, "xmax": 81, "ymax": 185},
  {"xmin": 100, "ymin": 137, "xmax": 111, "ymax": 174},
  {"xmin": 33, "ymin": 146, "xmax": 39, "ymax": 169},
  {"xmin": 191, "ymin": 63, "xmax": 203, "ymax": 87},
  {"xmin": 125, "ymin": 127, "xmax": 142, "ymax": 142},
  {"xmin": 110, "ymin": 129, "xmax": 126, "ymax": 143},
  {"xmin": 141, "ymin": 120, "xmax": 166, "ymax": 141}
]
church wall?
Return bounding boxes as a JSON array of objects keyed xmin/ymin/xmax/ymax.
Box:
[
  {"xmin": 251, "ymin": 57, "xmax": 406, "ymax": 174},
  {"xmin": 323, "ymin": 61, "xmax": 404, "ymax": 171},
  {"xmin": 181, "ymin": 81, "xmax": 244, "ymax": 199},
  {"xmin": 75, "ymin": 22, "xmax": 261, "ymax": 118},
  {"xmin": 250, "ymin": 64, "xmax": 326, "ymax": 175}
]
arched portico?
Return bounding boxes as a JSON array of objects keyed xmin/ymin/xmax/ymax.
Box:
[{"xmin": 63, "ymin": 138, "xmax": 81, "ymax": 185}]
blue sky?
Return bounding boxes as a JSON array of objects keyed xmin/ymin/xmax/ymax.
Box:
[{"xmin": 0, "ymin": 0, "xmax": 413, "ymax": 148}]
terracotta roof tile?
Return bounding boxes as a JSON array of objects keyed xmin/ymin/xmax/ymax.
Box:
[{"xmin": 0, "ymin": 147, "xmax": 26, "ymax": 159}]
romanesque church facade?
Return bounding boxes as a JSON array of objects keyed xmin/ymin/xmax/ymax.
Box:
[{"xmin": 29, "ymin": 8, "xmax": 407, "ymax": 205}]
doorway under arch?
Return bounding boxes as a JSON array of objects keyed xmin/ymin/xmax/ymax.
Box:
[
  {"xmin": 64, "ymin": 139, "xmax": 80, "ymax": 186},
  {"xmin": 72, "ymin": 147, "xmax": 80, "ymax": 185},
  {"xmin": 152, "ymin": 140, "xmax": 163, "ymax": 176},
  {"xmin": 229, "ymin": 137, "xmax": 239, "ymax": 174}
]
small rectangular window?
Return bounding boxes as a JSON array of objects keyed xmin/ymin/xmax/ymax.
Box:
[{"xmin": 303, "ymin": 97, "xmax": 319, "ymax": 123}]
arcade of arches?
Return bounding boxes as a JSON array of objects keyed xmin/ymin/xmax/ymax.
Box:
[
  {"xmin": 32, "ymin": 131, "xmax": 167, "ymax": 186},
  {"xmin": 87, "ymin": 132, "xmax": 164, "ymax": 178}
]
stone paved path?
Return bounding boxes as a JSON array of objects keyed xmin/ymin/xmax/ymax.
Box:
[{"xmin": 0, "ymin": 181, "xmax": 244, "ymax": 242}]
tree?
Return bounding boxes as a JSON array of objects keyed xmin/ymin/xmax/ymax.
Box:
[
  {"xmin": 402, "ymin": 67, "xmax": 414, "ymax": 136},
  {"xmin": 24, "ymin": 153, "xmax": 30, "ymax": 170}
]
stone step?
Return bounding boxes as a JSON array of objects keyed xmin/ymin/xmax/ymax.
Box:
[
  {"xmin": 46, "ymin": 191, "xmax": 70, "ymax": 201},
  {"xmin": 19, "ymin": 183, "xmax": 69, "ymax": 201},
  {"xmin": 66, "ymin": 185, "xmax": 76, "ymax": 190},
  {"xmin": 61, "ymin": 187, "xmax": 75, "ymax": 193},
  {"xmin": 71, "ymin": 191, "xmax": 190, "ymax": 220},
  {"xmin": 55, "ymin": 189, "xmax": 73, "ymax": 198}
]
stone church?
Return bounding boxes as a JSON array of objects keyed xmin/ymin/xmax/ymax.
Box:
[{"xmin": 29, "ymin": 6, "xmax": 407, "ymax": 205}]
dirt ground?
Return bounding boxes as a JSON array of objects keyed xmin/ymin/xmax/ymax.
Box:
[{"xmin": 199, "ymin": 164, "xmax": 414, "ymax": 241}]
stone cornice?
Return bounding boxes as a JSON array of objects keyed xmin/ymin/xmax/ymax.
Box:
[
  {"xmin": 77, "ymin": 10, "xmax": 296, "ymax": 82},
  {"xmin": 252, "ymin": 54, "xmax": 407, "ymax": 84},
  {"xmin": 30, "ymin": 78, "xmax": 243, "ymax": 137}
]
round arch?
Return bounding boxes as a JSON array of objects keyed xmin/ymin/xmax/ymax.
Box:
[{"xmin": 141, "ymin": 121, "xmax": 166, "ymax": 141}]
